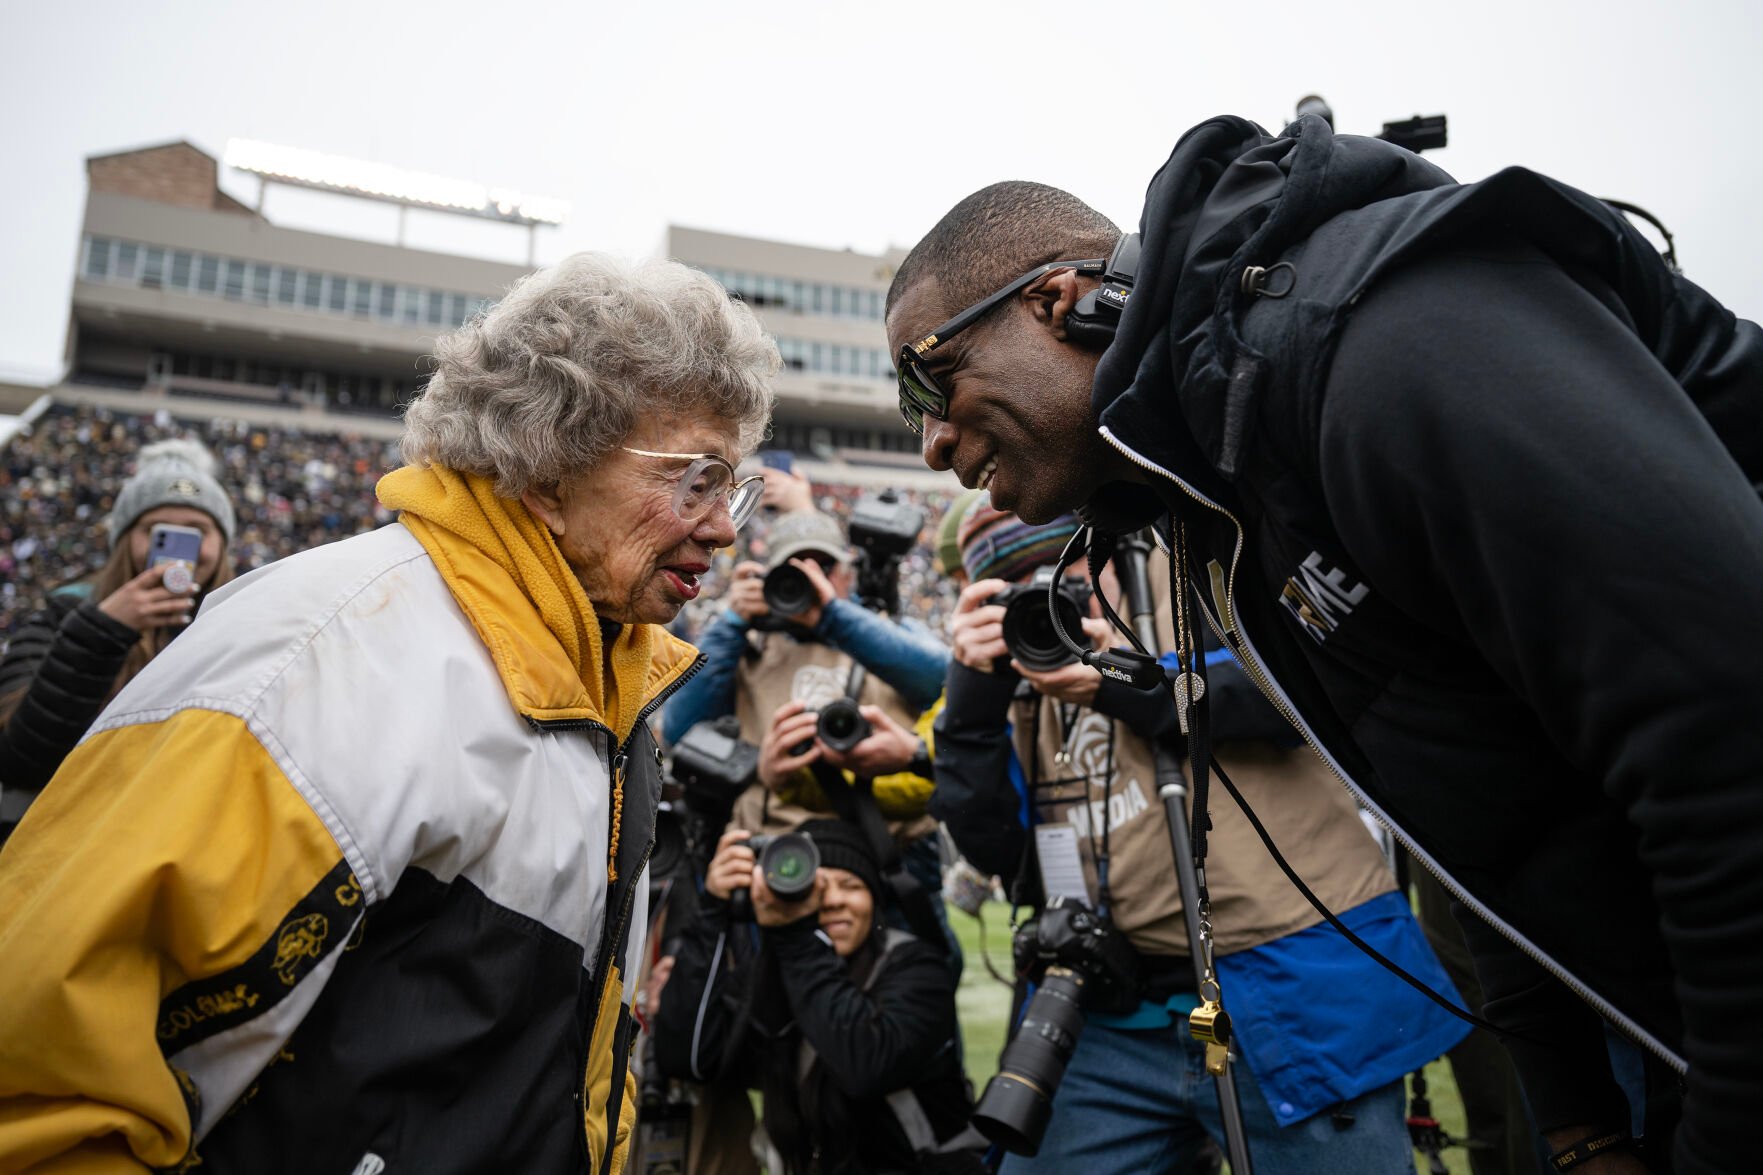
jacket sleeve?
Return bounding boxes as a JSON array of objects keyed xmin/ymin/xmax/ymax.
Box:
[
  {"xmin": 929, "ymin": 663, "xmax": 1027, "ymax": 882},
  {"xmin": 765, "ymin": 921, "xmax": 959, "ymax": 1101},
  {"xmin": 1318, "ymin": 245, "xmax": 1763, "ymax": 1168},
  {"xmin": 658, "ymin": 611, "xmax": 750, "ymax": 748},
  {"xmin": 816, "ymin": 600, "xmax": 949, "ymax": 713},
  {"xmin": 0, "ymin": 596, "xmax": 138, "ymax": 802},
  {"xmin": 0, "ymin": 707, "xmax": 367, "ymax": 1172}
]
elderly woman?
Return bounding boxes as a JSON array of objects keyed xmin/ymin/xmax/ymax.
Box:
[{"xmin": 0, "ymin": 254, "xmax": 776, "ymax": 1174}]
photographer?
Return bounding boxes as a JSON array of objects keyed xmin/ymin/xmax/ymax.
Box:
[
  {"xmin": 934, "ymin": 505, "xmax": 1466, "ymax": 1172},
  {"xmin": 660, "ymin": 510, "xmax": 952, "ymax": 930},
  {"xmin": 652, "ymin": 821, "xmax": 980, "ymax": 1175}
]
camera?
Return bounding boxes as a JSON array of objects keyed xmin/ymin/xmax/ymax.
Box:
[
  {"xmin": 972, "ymin": 898, "xmax": 1142, "ymax": 1155},
  {"xmin": 761, "ymin": 562, "xmax": 818, "ymax": 618},
  {"xmin": 815, "ymin": 696, "xmax": 871, "ymax": 754},
  {"xmin": 847, "ymin": 490, "xmax": 924, "ymax": 616},
  {"xmin": 993, "ymin": 567, "xmax": 1094, "ymax": 673},
  {"xmin": 670, "ymin": 717, "xmax": 760, "ymax": 807},
  {"xmin": 729, "ymin": 831, "xmax": 823, "ymax": 920}
]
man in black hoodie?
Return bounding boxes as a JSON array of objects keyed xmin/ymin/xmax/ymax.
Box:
[{"xmin": 883, "ymin": 116, "xmax": 1763, "ymax": 1175}]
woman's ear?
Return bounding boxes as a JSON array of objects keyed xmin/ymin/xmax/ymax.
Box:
[
  {"xmin": 1023, "ymin": 268, "xmax": 1093, "ymax": 343},
  {"xmin": 521, "ymin": 485, "xmax": 567, "ymax": 536}
]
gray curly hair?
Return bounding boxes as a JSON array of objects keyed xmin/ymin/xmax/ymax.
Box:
[{"xmin": 402, "ymin": 252, "xmax": 778, "ymax": 497}]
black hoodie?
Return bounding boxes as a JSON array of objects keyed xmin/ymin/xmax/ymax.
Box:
[{"xmin": 1091, "ymin": 114, "xmax": 1763, "ymax": 1174}]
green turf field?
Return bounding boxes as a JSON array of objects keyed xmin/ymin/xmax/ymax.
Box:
[{"xmin": 948, "ymin": 903, "xmax": 1475, "ymax": 1175}]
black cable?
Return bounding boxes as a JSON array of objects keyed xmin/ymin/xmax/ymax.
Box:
[{"xmin": 1207, "ymin": 754, "xmax": 1538, "ymax": 1045}]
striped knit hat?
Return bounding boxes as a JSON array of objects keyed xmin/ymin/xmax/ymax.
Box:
[{"xmin": 957, "ymin": 495, "xmax": 1081, "ymax": 585}]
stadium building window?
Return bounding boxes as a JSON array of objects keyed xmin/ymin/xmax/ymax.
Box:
[
  {"xmin": 351, "ymin": 279, "xmax": 374, "ymax": 318},
  {"xmin": 170, "ymin": 250, "xmax": 192, "ymax": 289},
  {"xmin": 84, "ymin": 237, "xmax": 112, "ymax": 279},
  {"xmin": 249, "ymin": 264, "xmax": 272, "ymax": 304},
  {"xmin": 141, "ymin": 248, "xmax": 165, "ymax": 289},
  {"xmin": 115, "ymin": 243, "xmax": 139, "ymax": 281},
  {"xmin": 327, "ymin": 275, "xmax": 349, "ymax": 313},
  {"xmin": 377, "ymin": 283, "xmax": 397, "ymax": 320}
]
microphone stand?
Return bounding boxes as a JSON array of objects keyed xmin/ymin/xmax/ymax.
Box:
[{"xmin": 1116, "ymin": 530, "xmax": 1255, "ymax": 1174}]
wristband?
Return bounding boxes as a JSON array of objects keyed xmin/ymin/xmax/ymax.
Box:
[{"xmin": 1548, "ymin": 1131, "xmax": 1630, "ymax": 1171}]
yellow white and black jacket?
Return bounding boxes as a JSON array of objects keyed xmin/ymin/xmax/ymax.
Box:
[{"xmin": 0, "ymin": 467, "xmax": 700, "ymax": 1174}]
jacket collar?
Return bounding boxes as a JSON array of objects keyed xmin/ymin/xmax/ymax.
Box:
[{"xmin": 377, "ymin": 464, "xmax": 698, "ymax": 739}]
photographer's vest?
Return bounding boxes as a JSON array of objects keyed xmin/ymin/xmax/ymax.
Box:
[
  {"xmin": 730, "ymin": 632, "xmax": 936, "ymax": 845},
  {"xmin": 1011, "ymin": 702, "xmax": 1393, "ymax": 956},
  {"xmin": 1010, "ymin": 561, "xmax": 1392, "ymax": 957}
]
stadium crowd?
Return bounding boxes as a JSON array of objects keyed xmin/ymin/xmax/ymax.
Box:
[
  {"xmin": 0, "ymin": 405, "xmax": 961, "ymax": 642},
  {"xmin": 0, "ymin": 404, "xmax": 399, "ymax": 637}
]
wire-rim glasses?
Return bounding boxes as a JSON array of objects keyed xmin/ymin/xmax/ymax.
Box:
[{"xmin": 620, "ymin": 447, "xmax": 765, "ymax": 530}]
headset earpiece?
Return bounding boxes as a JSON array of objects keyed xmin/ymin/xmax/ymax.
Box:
[{"xmin": 1064, "ymin": 232, "xmax": 1141, "ymax": 351}]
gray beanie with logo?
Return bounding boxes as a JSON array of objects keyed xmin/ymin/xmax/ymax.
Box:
[{"xmin": 107, "ymin": 438, "xmax": 237, "ymax": 548}]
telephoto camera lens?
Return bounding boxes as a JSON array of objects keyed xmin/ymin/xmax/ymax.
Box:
[
  {"xmin": 762, "ymin": 564, "xmax": 817, "ymax": 617},
  {"xmin": 1000, "ymin": 569, "xmax": 1093, "ymax": 673},
  {"xmin": 750, "ymin": 832, "xmax": 821, "ymax": 902},
  {"xmin": 972, "ymin": 966, "xmax": 1088, "ymax": 1155},
  {"xmin": 815, "ymin": 697, "xmax": 872, "ymax": 753}
]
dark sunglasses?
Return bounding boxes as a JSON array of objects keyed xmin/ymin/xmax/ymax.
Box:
[{"xmin": 895, "ymin": 257, "xmax": 1106, "ymax": 436}]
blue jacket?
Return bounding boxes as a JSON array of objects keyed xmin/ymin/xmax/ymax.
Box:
[{"xmin": 661, "ymin": 599, "xmax": 948, "ymax": 745}]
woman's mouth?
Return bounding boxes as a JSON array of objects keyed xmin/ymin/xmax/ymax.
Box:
[{"xmin": 661, "ymin": 563, "xmax": 708, "ymax": 600}]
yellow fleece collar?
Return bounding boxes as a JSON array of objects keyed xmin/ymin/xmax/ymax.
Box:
[{"xmin": 377, "ymin": 465, "xmax": 697, "ymax": 740}]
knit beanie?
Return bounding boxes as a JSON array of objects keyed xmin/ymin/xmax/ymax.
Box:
[
  {"xmin": 935, "ymin": 487, "xmax": 987, "ymax": 575},
  {"xmin": 107, "ymin": 438, "xmax": 237, "ymax": 548},
  {"xmin": 799, "ymin": 819, "xmax": 883, "ymax": 903},
  {"xmin": 958, "ymin": 495, "xmax": 1081, "ymax": 585}
]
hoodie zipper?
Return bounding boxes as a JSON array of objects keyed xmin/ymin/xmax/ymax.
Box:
[
  {"xmin": 550, "ymin": 652, "xmax": 703, "ymax": 1168},
  {"xmin": 1098, "ymin": 424, "xmax": 1689, "ymax": 1075}
]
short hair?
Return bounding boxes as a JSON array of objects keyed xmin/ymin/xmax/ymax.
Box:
[
  {"xmin": 887, "ymin": 181, "xmax": 1121, "ymax": 321},
  {"xmin": 402, "ymin": 252, "xmax": 778, "ymax": 498}
]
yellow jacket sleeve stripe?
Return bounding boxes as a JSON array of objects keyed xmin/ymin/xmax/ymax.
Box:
[{"xmin": 0, "ymin": 708, "xmax": 352, "ymax": 1173}]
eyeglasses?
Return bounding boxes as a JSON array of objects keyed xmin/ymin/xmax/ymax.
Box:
[
  {"xmin": 621, "ymin": 447, "xmax": 765, "ymax": 530},
  {"xmin": 896, "ymin": 257, "xmax": 1106, "ymax": 436}
]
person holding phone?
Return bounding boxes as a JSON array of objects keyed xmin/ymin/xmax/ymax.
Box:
[{"xmin": 0, "ymin": 438, "xmax": 234, "ymax": 837}]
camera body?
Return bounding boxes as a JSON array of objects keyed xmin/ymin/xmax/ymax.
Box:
[
  {"xmin": 993, "ymin": 567, "xmax": 1094, "ymax": 673},
  {"xmin": 1012, "ymin": 896, "xmax": 1142, "ymax": 1014},
  {"xmin": 847, "ymin": 490, "xmax": 924, "ymax": 616},
  {"xmin": 973, "ymin": 898, "xmax": 1143, "ymax": 1155},
  {"xmin": 729, "ymin": 831, "xmax": 823, "ymax": 920},
  {"xmin": 670, "ymin": 717, "xmax": 760, "ymax": 806}
]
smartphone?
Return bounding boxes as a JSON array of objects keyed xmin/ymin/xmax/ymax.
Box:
[
  {"xmin": 758, "ymin": 449, "xmax": 794, "ymax": 474},
  {"xmin": 147, "ymin": 524, "xmax": 205, "ymax": 572}
]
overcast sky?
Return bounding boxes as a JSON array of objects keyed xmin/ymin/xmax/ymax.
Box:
[{"xmin": 2, "ymin": 0, "xmax": 1757, "ymax": 381}]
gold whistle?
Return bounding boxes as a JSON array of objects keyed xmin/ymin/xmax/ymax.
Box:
[{"xmin": 1189, "ymin": 980, "xmax": 1234, "ymax": 1076}]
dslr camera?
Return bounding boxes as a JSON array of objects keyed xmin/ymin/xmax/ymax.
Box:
[
  {"xmin": 728, "ymin": 831, "xmax": 823, "ymax": 921},
  {"xmin": 847, "ymin": 489, "xmax": 924, "ymax": 616},
  {"xmin": 972, "ymin": 897, "xmax": 1142, "ymax": 1155},
  {"xmin": 787, "ymin": 695, "xmax": 872, "ymax": 758},
  {"xmin": 992, "ymin": 567, "xmax": 1094, "ymax": 673}
]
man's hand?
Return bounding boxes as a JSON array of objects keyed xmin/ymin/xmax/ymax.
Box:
[
  {"xmin": 759, "ymin": 700, "xmax": 823, "ymax": 791},
  {"xmin": 705, "ymin": 827, "xmax": 756, "ymax": 901},
  {"xmin": 820, "ymin": 705, "xmax": 918, "ymax": 777},
  {"xmin": 760, "ymin": 466, "xmax": 816, "ymax": 515},
  {"xmin": 727, "ymin": 560, "xmax": 769, "ymax": 622},
  {"xmin": 99, "ymin": 565, "xmax": 198, "ymax": 632},
  {"xmin": 949, "ymin": 578, "xmax": 1010, "ymax": 672},
  {"xmin": 753, "ymin": 867, "xmax": 824, "ymax": 928},
  {"xmin": 788, "ymin": 558, "xmax": 840, "ymax": 631},
  {"xmin": 1016, "ymin": 617, "xmax": 1112, "ymax": 705}
]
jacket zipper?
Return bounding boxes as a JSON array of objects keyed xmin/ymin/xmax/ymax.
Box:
[
  {"xmin": 1098, "ymin": 424, "xmax": 1689, "ymax": 1075},
  {"xmin": 564, "ymin": 653, "xmax": 704, "ymax": 1167}
]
